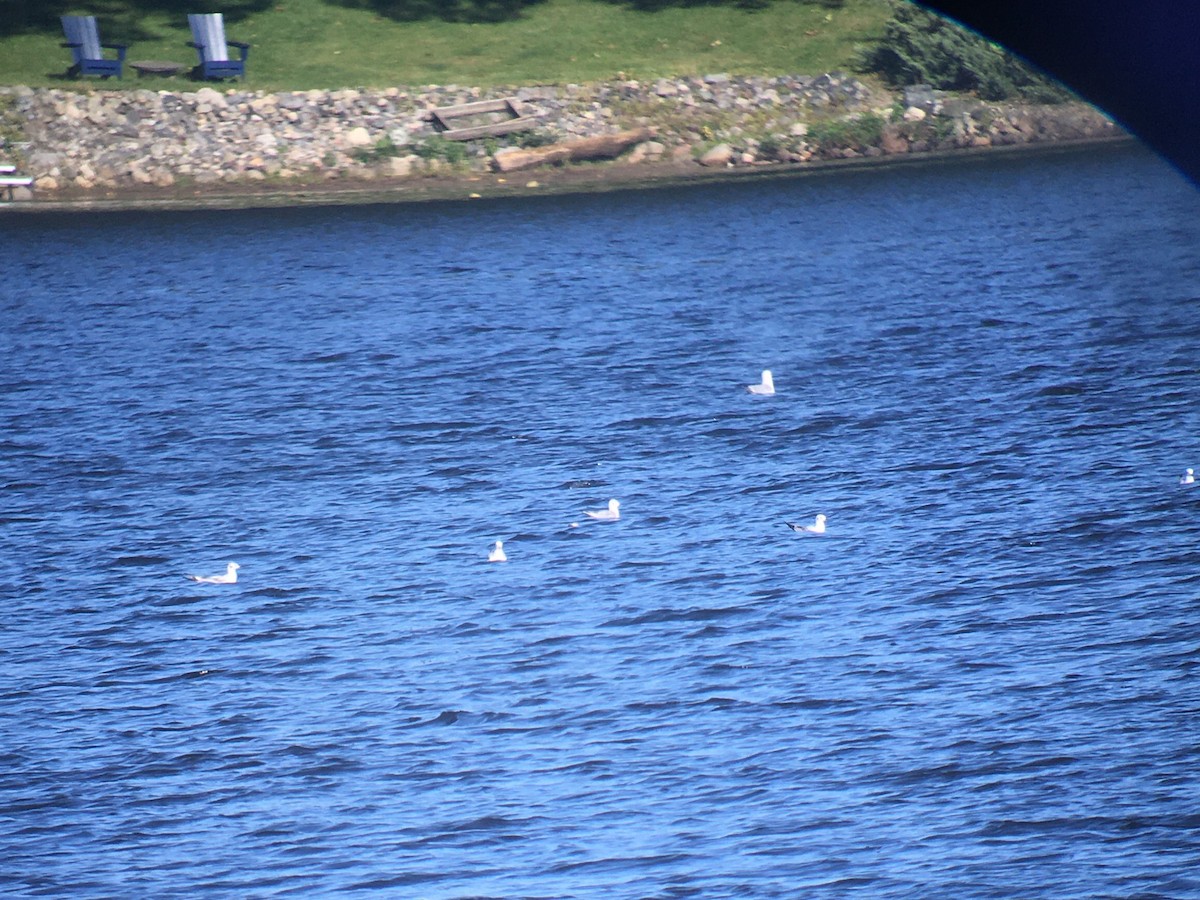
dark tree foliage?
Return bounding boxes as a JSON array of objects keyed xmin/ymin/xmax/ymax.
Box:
[
  {"xmin": 328, "ymin": 0, "xmax": 545, "ymax": 23},
  {"xmin": 337, "ymin": 0, "xmax": 840, "ymax": 18},
  {"xmin": 598, "ymin": 0, "xmax": 843, "ymax": 11},
  {"xmin": 0, "ymin": 0, "xmax": 270, "ymax": 39},
  {"xmin": 860, "ymin": 1, "xmax": 1070, "ymax": 102},
  {"xmin": 1, "ymin": 0, "xmax": 841, "ymax": 33}
]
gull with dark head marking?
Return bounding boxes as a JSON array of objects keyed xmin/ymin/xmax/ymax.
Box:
[
  {"xmin": 185, "ymin": 562, "xmax": 240, "ymax": 584},
  {"xmin": 748, "ymin": 370, "xmax": 775, "ymax": 395},
  {"xmin": 585, "ymin": 498, "xmax": 621, "ymax": 521},
  {"xmin": 488, "ymin": 540, "xmax": 508, "ymax": 562},
  {"xmin": 786, "ymin": 514, "xmax": 826, "ymax": 535}
]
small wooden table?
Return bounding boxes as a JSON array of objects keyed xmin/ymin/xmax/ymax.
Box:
[{"xmin": 131, "ymin": 60, "xmax": 185, "ymax": 78}]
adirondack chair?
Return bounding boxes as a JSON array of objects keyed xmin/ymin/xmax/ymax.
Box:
[
  {"xmin": 187, "ymin": 13, "xmax": 250, "ymax": 81},
  {"xmin": 60, "ymin": 16, "xmax": 127, "ymax": 79}
]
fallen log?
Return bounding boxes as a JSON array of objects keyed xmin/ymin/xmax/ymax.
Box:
[{"xmin": 491, "ymin": 128, "xmax": 655, "ymax": 173}]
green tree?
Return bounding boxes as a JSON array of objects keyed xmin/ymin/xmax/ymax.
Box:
[{"xmin": 859, "ymin": 1, "xmax": 1070, "ymax": 102}]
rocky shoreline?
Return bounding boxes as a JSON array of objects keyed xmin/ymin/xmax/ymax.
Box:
[{"xmin": 0, "ymin": 73, "xmax": 1125, "ymax": 209}]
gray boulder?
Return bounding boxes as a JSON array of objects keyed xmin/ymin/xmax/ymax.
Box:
[
  {"xmin": 698, "ymin": 143, "xmax": 734, "ymax": 167},
  {"xmin": 903, "ymin": 84, "xmax": 937, "ymax": 112}
]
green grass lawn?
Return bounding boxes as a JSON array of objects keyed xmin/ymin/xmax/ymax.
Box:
[{"xmin": 0, "ymin": 0, "xmax": 890, "ymax": 91}]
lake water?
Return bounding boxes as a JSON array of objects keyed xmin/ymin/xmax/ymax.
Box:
[{"xmin": 3, "ymin": 144, "xmax": 1200, "ymax": 898}]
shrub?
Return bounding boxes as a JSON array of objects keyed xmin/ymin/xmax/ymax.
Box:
[
  {"xmin": 757, "ymin": 133, "xmax": 785, "ymax": 159},
  {"xmin": 516, "ymin": 129, "xmax": 559, "ymax": 148},
  {"xmin": 859, "ymin": 1, "xmax": 1071, "ymax": 102},
  {"xmin": 808, "ymin": 112, "xmax": 885, "ymax": 150},
  {"xmin": 0, "ymin": 93, "xmax": 25, "ymax": 157},
  {"xmin": 350, "ymin": 135, "xmax": 402, "ymax": 163},
  {"xmin": 410, "ymin": 135, "xmax": 468, "ymax": 164}
]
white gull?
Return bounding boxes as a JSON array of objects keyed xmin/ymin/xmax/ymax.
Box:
[
  {"xmin": 489, "ymin": 540, "xmax": 508, "ymax": 562},
  {"xmin": 786, "ymin": 514, "xmax": 826, "ymax": 535},
  {"xmin": 1182, "ymin": 468, "xmax": 1195, "ymax": 485},
  {"xmin": 585, "ymin": 498, "xmax": 621, "ymax": 521},
  {"xmin": 748, "ymin": 370, "xmax": 775, "ymax": 395},
  {"xmin": 185, "ymin": 562, "xmax": 240, "ymax": 584}
]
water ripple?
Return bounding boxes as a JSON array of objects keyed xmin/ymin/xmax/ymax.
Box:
[{"xmin": 2, "ymin": 145, "xmax": 1198, "ymax": 898}]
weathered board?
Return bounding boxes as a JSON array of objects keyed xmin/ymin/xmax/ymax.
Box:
[{"xmin": 428, "ymin": 97, "xmax": 534, "ymax": 141}]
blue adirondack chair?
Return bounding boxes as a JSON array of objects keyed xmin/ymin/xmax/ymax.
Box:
[
  {"xmin": 60, "ymin": 16, "xmax": 127, "ymax": 79},
  {"xmin": 188, "ymin": 13, "xmax": 250, "ymax": 81}
]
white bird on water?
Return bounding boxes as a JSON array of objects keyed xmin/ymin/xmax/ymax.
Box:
[
  {"xmin": 185, "ymin": 562, "xmax": 240, "ymax": 584},
  {"xmin": 786, "ymin": 514, "xmax": 826, "ymax": 535},
  {"xmin": 489, "ymin": 540, "xmax": 508, "ymax": 562},
  {"xmin": 1182, "ymin": 468, "xmax": 1195, "ymax": 485},
  {"xmin": 585, "ymin": 498, "xmax": 621, "ymax": 521},
  {"xmin": 748, "ymin": 370, "xmax": 775, "ymax": 395}
]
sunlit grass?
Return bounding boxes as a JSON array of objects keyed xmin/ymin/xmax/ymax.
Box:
[{"xmin": 0, "ymin": 0, "xmax": 890, "ymax": 91}]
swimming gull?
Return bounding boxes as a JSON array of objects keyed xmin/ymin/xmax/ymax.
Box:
[
  {"xmin": 489, "ymin": 540, "xmax": 508, "ymax": 562},
  {"xmin": 748, "ymin": 369, "xmax": 775, "ymax": 395},
  {"xmin": 1182, "ymin": 468, "xmax": 1195, "ymax": 485},
  {"xmin": 585, "ymin": 498, "xmax": 621, "ymax": 521},
  {"xmin": 185, "ymin": 562, "xmax": 240, "ymax": 584},
  {"xmin": 786, "ymin": 514, "xmax": 826, "ymax": 535}
]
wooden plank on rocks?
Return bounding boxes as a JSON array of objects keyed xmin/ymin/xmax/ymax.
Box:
[
  {"xmin": 432, "ymin": 98, "xmax": 516, "ymax": 119},
  {"xmin": 440, "ymin": 118, "xmax": 535, "ymax": 141},
  {"xmin": 430, "ymin": 97, "xmax": 529, "ymax": 138},
  {"xmin": 428, "ymin": 97, "xmax": 536, "ymax": 141}
]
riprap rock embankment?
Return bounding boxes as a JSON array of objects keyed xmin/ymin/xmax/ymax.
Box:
[{"xmin": 1, "ymin": 74, "xmax": 1120, "ymax": 199}]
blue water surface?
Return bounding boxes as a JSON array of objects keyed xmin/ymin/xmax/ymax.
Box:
[{"xmin": 3, "ymin": 144, "xmax": 1200, "ymax": 898}]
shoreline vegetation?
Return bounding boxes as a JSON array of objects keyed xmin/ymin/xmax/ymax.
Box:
[{"xmin": 0, "ymin": 0, "xmax": 1127, "ymax": 212}]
